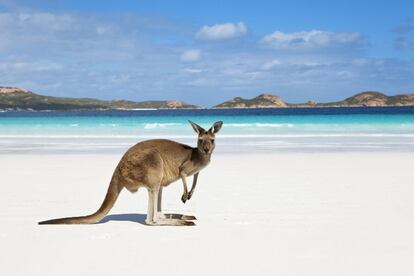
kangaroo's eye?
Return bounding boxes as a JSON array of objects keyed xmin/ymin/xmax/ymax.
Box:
[{"xmin": 211, "ymin": 139, "xmax": 215, "ymax": 143}]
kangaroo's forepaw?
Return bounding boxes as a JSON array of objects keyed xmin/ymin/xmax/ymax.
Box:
[{"xmin": 181, "ymin": 193, "xmax": 188, "ymax": 203}]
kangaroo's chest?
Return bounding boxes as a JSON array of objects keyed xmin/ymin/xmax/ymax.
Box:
[
  {"xmin": 183, "ymin": 160, "xmax": 210, "ymax": 176},
  {"xmin": 161, "ymin": 160, "xmax": 209, "ymax": 186}
]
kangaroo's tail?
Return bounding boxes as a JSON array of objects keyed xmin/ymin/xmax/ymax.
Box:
[{"xmin": 38, "ymin": 167, "xmax": 123, "ymax": 225}]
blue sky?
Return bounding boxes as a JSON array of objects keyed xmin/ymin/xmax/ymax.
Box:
[{"xmin": 0, "ymin": 0, "xmax": 413, "ymax": 106}]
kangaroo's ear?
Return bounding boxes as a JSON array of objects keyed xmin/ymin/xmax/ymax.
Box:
[
  {"xmin": 189, "ymin": 120, "xmax": 206, "ymax": 134},
  {"xmin": 209, "ymin": 121, "xmax": 223, "ymax": 134}
]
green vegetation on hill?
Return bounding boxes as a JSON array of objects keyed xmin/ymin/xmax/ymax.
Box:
[{"xmin": 0, "ymin": 87, "xmax": 200, "ymax": 110}]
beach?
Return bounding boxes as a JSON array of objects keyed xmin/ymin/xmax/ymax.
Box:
[{"xmin": 1, "ymin": 152, "xmax": 414, "ymax": 275}]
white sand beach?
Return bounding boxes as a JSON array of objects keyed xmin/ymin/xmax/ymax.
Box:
[{"xmin": 0, "ymin": 152, "xmax": 413, "ymax": 275}]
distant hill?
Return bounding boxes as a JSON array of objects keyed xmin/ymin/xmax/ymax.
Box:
[
  {"xmin": 319, "ymin": 91, "xmax": 414, "ymax": 107},
  {"xmin": 0, "ymin": 87, "xmax": 200, "ymax": 111},
  {"xmin": 2, "ymin": 87, "xmax": 414, "ymax": 111},
  {"xmin": 214, "ymin": 93, "xmax": 287, "ymax": 109},
  {"xmin": 214, "ymin": 91, "xmax": 414, "ymax": 108}
]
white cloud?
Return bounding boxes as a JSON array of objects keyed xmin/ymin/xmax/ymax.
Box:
[
  {"xmin": 96, "ymin": 25, "xmax": 115, "ymax": 35},
  {"xmin": 180, "ymin": 49, "xmax": 201, "ymax": 62},
  {"xmin": 351, "ymin": 58, "xmax": 369, "ymax": 65},
  {"xmin": 0, "ymin": 12, "xmax": 74, "ymax": 32},
  {"xmin": 261, "ymin": 30, "xmax": 363, "ymax": 49},
  {"xmin": 196, "ymin": 22, "xmax": 247, "ymax": 40},
  {"xmin": 184, "ymin": 68, "xmax": 203, "ymax": 73},
  {"xmin": 395, "ymin": 36, "xmax": 414, "ymax": 50},
  {"xmin": 261, "ymin": 59, "xmax": 281, "ymax": 70},
  {"xmin": 0, "ymin": 60, "xmax": 62, "ymax": 72}
]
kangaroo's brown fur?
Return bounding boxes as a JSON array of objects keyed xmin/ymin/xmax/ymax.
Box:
[{"xmin": 38, "ymin": 120, "xmax": 223, "ymax": 226}]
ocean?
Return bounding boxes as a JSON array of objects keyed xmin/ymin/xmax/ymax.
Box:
[{"xmin": 1, "ymin": 107, "xmax": 414, "ymax": 153}]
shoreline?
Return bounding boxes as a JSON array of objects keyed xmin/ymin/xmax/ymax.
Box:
[{"xmin": 1, "ymin": 105, "xmax": 414, "ymax": 113}]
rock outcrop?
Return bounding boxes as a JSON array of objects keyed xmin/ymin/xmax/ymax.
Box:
[
  {"xmin": 0, "ymin": 87, "xmax": 28, "ymax": 94},
  {"xmin": 214, "ymin": 93, "xmax": 287, "ymax": 108}
]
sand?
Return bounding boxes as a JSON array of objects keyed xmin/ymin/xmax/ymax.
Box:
[{"xmin": 1, "ymin": 152, "xmax": 414, "ymax": 275}]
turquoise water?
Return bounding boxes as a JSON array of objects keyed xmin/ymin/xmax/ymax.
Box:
[{"xmin": 1, "ymin": 108, "xmax": 414, "ymax": 153}]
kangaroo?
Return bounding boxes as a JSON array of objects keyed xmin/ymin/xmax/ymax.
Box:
[{"xmin": 38, "ymin": 120, "xmax": 223, "ymax": 226}]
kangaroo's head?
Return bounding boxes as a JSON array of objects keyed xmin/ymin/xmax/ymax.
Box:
[{"xmin": 189, "ymin": 120, "xmax": 223, "ymax": 155}]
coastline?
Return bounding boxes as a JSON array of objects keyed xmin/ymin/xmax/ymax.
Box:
[
  {"xmin": 2, "ymin": 105, "xmax": 414, "ymax": 112},
  {"xmin": 1, "ymin": 105, "xmax": 414, "ymax": 116}
]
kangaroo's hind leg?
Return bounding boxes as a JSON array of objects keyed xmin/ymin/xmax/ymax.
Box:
[
  {"xmin": 157, "ymin": 187, "xmax": 163, "ymax": 213},
  {"xmin": 145, "ymin": 188, "xmax": 156, "ymax": 225},
  {"xmin": 146, "ymin": 187, "xmax": 194, "ymax": 226}
]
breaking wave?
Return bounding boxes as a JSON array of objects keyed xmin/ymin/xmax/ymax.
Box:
[
  {"xmin": 144, "ymin": 123, "xmax": 183, "ymax": 129},
  {"xmin": 225, "ymin": 123, "xmax": 294, "ymax": 128}
]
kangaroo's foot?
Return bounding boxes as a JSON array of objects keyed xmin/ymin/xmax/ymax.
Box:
[
  {"xmin": 180, "ymin": 215, "xmax": 197, "ymax": 220},
  {"xmin": 158, "ymin": 213, "xmax": 197, "ymax": 220},
  {"xmin": 146, "ymin": 218, "xmax": 195, "ymax": 226}
]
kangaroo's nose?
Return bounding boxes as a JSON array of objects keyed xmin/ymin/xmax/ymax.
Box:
[{"xmin": 203, "ymin": 147, "xmax": 210, "ymax": 153}]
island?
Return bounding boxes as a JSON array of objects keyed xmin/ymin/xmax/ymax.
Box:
[
  {"xmin": 0, "ymin": 87, "xmax": 200, "ymax": 111},
  {"xmin": 214, "ymin": 91, "xmax": 414, "ymax": 108}
]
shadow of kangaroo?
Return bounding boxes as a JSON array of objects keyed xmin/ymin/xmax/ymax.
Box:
[{"xmin": 38, "ymin": 120, "xmax": 223, "ymax": 226}]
